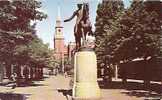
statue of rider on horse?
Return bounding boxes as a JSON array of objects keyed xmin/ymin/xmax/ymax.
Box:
[{"xmin": 64, "ymin": 3, "xmax": 93, "ymax": 50}]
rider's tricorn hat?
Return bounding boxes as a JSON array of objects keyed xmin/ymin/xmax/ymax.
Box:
[
  {"xmin": 77, "ymin": 3, "xmax": 83, "ymax": 6},
  {"xmin": 77, "ymin": 3, "xmax": 83, "ymax": 9}
]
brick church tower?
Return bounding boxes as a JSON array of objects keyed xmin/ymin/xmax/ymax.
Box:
[{"xmin": 54, "ymin": 7, "xmax": 66, "ymax": 62}]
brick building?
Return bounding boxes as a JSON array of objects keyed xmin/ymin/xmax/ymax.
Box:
[
  {"xmin": 53, "ymin": 7, "xmax": 95, "ymax": 70},
  {"xmin": 53, "ymin": 7, "xmax": 76, "ymax": 72},
  {"xmin": 53, "ymin": 7, "xmax": 67, "ymax": 62}
]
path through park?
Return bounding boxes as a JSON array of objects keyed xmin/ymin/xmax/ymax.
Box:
[{"xmin": 0, "ymin": 75, "xmax": 161, "ymax": 100}]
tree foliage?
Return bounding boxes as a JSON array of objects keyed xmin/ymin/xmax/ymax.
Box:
[
  {"xmin": 0, "ymin": 0, "xmax": 46, "ymax": 31},
  {"xmin": 95, "ymin": 0, "xmax": 162, "ymax": 65},
  {"xmin": 14, "ymin": 37, "xmax": 55, "ymax": 68},
  {"xmin": 110, "ymin": 1, "xmax": 162, "ymax": 63},
  {"xmin": 0, "ymin": 0, "xmax": 55, "ymax": 72},
  {"xmin": 95, "ymin": 0, "xmax": 124, "ymax": 66}
]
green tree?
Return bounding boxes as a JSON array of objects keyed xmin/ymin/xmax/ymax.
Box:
[
  {"xmin": 95, "ymin": 0, "xmax": 162, "ymax": 83},
  {"xmin": 95, "ymin": 0, "xmax": 124, "ymax": 68},
  {"xmin": 13, "ymin": 37, "xmax": 56, "ymax": 79},
  {"xmin": 105, "ymin": 0, "xmax": 162, "ymax": 84},
  {"xmin": 0, "ymin": 0, "xmax": 47, "ymax": 78},
  {"xmin": 0, "ymin": 0, "xmax": 46, "ymax": 31},
  {"xmin": 108, "ymin": 0, "xmax": 162, "ymax": 63}
]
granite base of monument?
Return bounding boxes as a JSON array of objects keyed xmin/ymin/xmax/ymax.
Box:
[{"xmin": 72, "ymin": 48, "xmax": 101, "ymax": 100}]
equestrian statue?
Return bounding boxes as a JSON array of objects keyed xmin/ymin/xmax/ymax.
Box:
[{"xmin": 64, "ymin": 3, "xmax": 93, "ymax": 50}]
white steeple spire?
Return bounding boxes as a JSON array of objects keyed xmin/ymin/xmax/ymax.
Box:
[
  {"xmin": 56, "ymin": 5, "xmax": 62, "ymax": 27},
  {"xmin": 57, "ymin": 6, "xmax": 61, "ymax": 21},
  {"xmin": 55, "ymin": 5, "xmax": 63, "ymax": 39}
]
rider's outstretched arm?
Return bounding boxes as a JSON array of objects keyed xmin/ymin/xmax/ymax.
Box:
[{"xmin": 64, "ymin": 11, "xmax": 77, "ymax": 22}]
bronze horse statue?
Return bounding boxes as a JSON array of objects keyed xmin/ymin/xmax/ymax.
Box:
[{"xmin": 64, "ymin": 3, "xmax": 93, "ymax": 50}]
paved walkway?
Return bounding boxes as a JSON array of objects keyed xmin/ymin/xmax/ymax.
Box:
[
  {"xmin": 0, "ymin": 75, "xmax": 161, "ymax": 100},
  {"xmin": 0, "ymin": 75, "xmax": 71, "ymax": 100}
]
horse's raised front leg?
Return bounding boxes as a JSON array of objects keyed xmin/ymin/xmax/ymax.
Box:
[
  {"xmin": 75, "ymin": 34, "xmax": 81, "ymax": 51},
  {"xmin": 81, "ymin": 28, "xmax": 86, "ymax": 47}
]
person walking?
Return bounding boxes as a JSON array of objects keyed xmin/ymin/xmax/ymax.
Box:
[{"xmin": 11, "ymin": 73, "xmax": 17, "ymax": 89}]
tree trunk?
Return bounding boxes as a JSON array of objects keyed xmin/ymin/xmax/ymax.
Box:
[
  {"xmin": 0, "ymin": 65, "xmax": 4, "ymax": 82},
  {"xmin": 38, "ymin": 68, "xmax": 40, "ymax": 79},
  {"xmin": 115, "ymin": 65, "xmax": 118, "ymax": 80},
  {"xmin": 33, "ymin": 67, "xmax": 36, "ymax": 79},
  {"xmin": 6, "ymin": 64, "xmax": 11, "ymax": 79},
  {"xmin": 121, "ymin": 64, "xmax": 127, "ymax": 84},
  {"xmin": 30, "ymin": 67, "xmax": 33, "ymax": 80},
  {"xmin": 122, "ymin": 78, "xmax": 127, "ymax": 84},
  {"xmin": 35, "ymin": 67, "xmax": 38, "ymax": 79},
  {"xmin": 143, "ymin": 59, "xmax": 150, "ymax": 88},
  {"xmin": 40, "ymin": 67, "xmax": 43, "ymax": 79},
  {"xmin": 16, "ymin": 65, "xmax": 21, "ymax": 78}
]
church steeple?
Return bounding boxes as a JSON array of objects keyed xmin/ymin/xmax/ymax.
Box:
[
  {"xmin": 54, "ymin": 6, "xmax": 65, "ymax": 61},
  {"xmin": 56, "ymin": 6, "xmax": 61, "ymax": 21},
  {"xmin": 55, "ymin": 6, "xmax": 63, "ymax": 39}
]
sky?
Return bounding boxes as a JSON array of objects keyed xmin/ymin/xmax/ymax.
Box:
[{"xmin": 36, "ymin": 0, "xmax": 131, "ymax": 48}]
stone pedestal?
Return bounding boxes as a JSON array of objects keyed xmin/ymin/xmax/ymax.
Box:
[{"xmin": 73, "ymin": 48, "xmax": 101, "ymax": 100}]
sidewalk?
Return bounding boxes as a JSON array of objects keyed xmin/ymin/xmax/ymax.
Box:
[
  {"xmin": 0, "ymin": 75, "xmax": 71, "ymax": 100},
  {"xmin": 0, "ymin": 75, "xmax": 161, "ymax": 100},
  {"xmin": 100, "ymin": 78, "xmax": 162, "ymax": 100}
]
